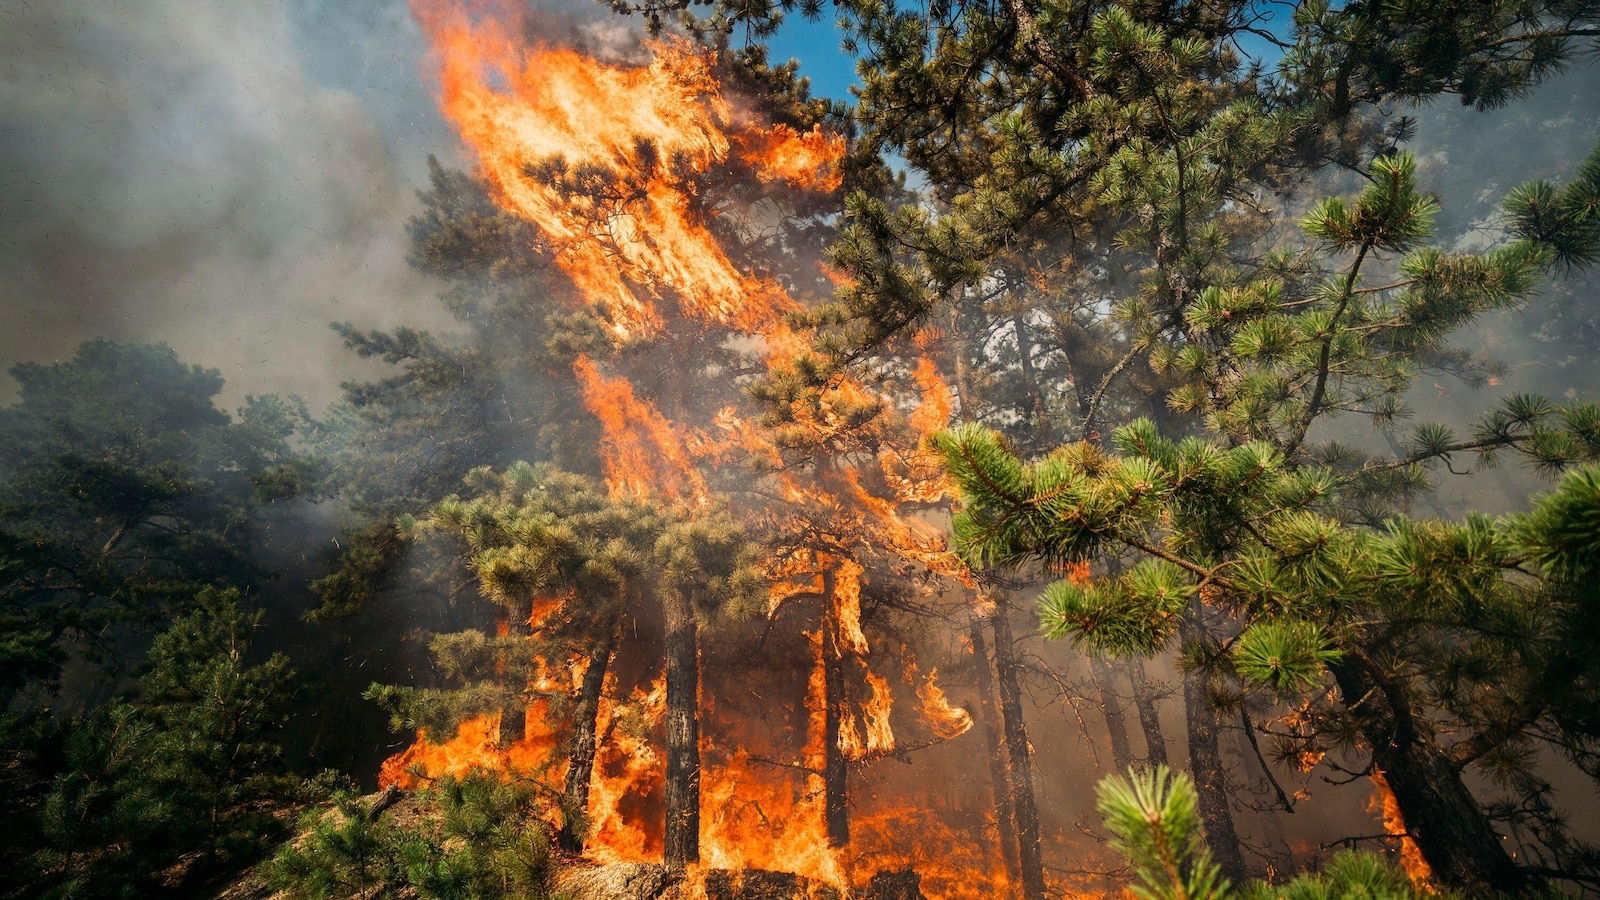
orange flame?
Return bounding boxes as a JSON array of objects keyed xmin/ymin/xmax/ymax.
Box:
[
  {"xmin": 833, "ymin": 558, "xmax": 869, "ymax": 656},
  {"xmin": 738, "ymin": 123, "xmax": 845, "ymax": 193},
  {"xmin": 391, "ymin": 3, "xmax": 1041, "ymax": 894},
  {"xmin": 1370, "ymin": 770, "xmax": 1435, "ymax": 888},
  {"xmin": 917, "ymin": 668, "xmax": 974, "ymax": 740},
  {"xmin": 1063, "ymin": 560, "xmax": 1092, "ymax": 587},
  {"xmin": 412, "ymin": 0, "xmax": 827, "ymax": 337},
  {"xmin": 861, "ymin": 669, "xmax": 897, "ymax": 756},
  {"xmin": 573, "ymin": 354, "xmax": 707, "ymax": 502},
  {"xmin": 587, "ymin": 676, "xmax": 667, "ymax": 862},
  {"xmin": 908, "ymin": 357, "xmax": 954, "ymax": 439}
]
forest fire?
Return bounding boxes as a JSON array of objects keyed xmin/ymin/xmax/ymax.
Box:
[
  {"xmin": 379, "ymin": 1, "xmax": 1024, "ymax": 896},
  {"xmin": 10, "ymin": 0, "xmax": 1599, "ymax": 896},
  {"xmin": 412, "ymin": 0, "xmax": 797, "ymax": 338}
]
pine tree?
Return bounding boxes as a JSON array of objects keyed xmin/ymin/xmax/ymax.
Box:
[
  {"xmin": 368, "ymin": 463, "xmax": 764, "ymax": 867},
  {"xmin": 0, "ymin": 340, "xmax": 311, "ymax": 704},
  {"xmin": 929, "ymin": 143, "xmax": 1600, "ymax": 891},
  {"xmin": 30, "ymin": 589, "xmax": 297, "ymax": 896},
  {"xmin": 717, "ymin": 2, "xmax": 1600, "ymax": 886}
]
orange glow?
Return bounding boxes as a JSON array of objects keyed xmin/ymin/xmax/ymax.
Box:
[
  {"xmin": 738, "ymin": 123, "xmax": 845, "ymax": 193},
  {"xmin": 917, "ymin": 667, "xmax": 974, "ymax": 740},
  {"xmin": 573, "ymin": 354, "xmax": 708, "ymax": 503},
  {"xmin": 1370, "ymin": 771, "xmax": 1435, "ymax": 888}
]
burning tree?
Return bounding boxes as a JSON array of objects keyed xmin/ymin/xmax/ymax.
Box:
[
  {"xmin": 713, "ymin": 0, "xmax": 1600, "ymax": 890},
  {"xmin": 353, "ymin": 2, "xmax": 1027, "ymax": 895},
  {"xmin": 322, "ymin": 0, "xmax": 1600, "ymax": 894}
]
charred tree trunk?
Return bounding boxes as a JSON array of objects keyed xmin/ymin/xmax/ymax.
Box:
[
  {"xmin": 498, "ymin": 611, "xmax": 529, "ymax": 748},
  {"xmin": 1129, "ymin": 658, "xmax": 1169, "ymax": 768},
  {"xmin": 990, "ymin": 600, "xmax": 1046, "ymax": 900},
  {"xmin": 663, "ymin": 587, "xmax": 700, "ymax": 869},
  {"xmin": 560, "ymin": 633, "xmax": 615, "ymax": 853},
  {"xmin": 1090, "ymin": 655, "xmax": 1133, "ymax": 772},
  {"xmin": 1179, "ymin": 610, "xmax": 1245, "ymax": 884},
  {"xmin": 822, "ymin": 567, "xmax": 850, "ymax": 847},
  {"xmin": 968, "ymin": 613, "xmax": 1021, "ymax": 887},
  {"xmin": 1330, "ymin": 659, "xmax": 1527, "ymax": 893}
]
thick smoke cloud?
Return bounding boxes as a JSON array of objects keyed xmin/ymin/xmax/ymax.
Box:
[{"xmin": 0, "ymin": 0, "xmax": 460, "ymax": 408}]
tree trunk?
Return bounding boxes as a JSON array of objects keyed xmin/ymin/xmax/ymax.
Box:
[
  {"xmin": 560, "ymin": 634, "xmax": 614, "ymax": 853},
  {"xmin": 499, "ymin": 611, "xmax": 529, "ymax": 748},
  {"xmin": 822, "ymin": 567, "xmax": 850, "ymax": 847},
  {"xmin": 1012, "ymin": 317, "xmax": 1051, "ymax": 441},
  {"xmin": 1330, "ymin": 660, "xmax": 1527, "ymax": 893},
  {"xmin": 1179, "ymin": 609, "xmax": 1245, "ymax": 883},
  {"xmin": 1090, "ymin": 655, "xmax": 1133, "ymax": 772},
  {"xmin": 1129, "ymin": 658, "xmax": 1169, "ymax": 768},
  {"xmin": 969, "ymin": 613, "xmax": 1021, "ymax": 887},
  {"xmin": 990, "ymin": 600, "xmax": 1046, "ymax": 900},
  {"xmin": 663, "ymin": 588, "xmax": 700, "ymax": 869}
]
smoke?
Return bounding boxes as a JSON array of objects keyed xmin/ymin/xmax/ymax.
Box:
[
  {"xmin": 0, "ymin": 0, "xmax": 461, "ymax": 409},
  {"xmin": 1400, "ymin": 65, "xmax": 1600, "ymax": 516}
]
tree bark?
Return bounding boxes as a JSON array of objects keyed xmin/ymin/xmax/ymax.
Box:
[
  {"xmin": 663, "ymin": 587, "xmax": 700, "ymax": 869},
  {"xmin": 990, "ymin": 600, "xmax": 1046, "ymax": 900},
  {"xmin": 1330, "ymin": 659, "xmax": 1527, "ymax": 893},
  {"xmin": 1090, "ymin": 655, "xmax": 1133, "ymax": 772},
  {"xmin": 969, "ymin": 613, "xmax": 1021, "ymax": 887},
  {"xmin": 1129, "ymin": 657, "xmax": 1169, "ymax": 768},
  {"xmin": 822, "ymin": 567, "xmax": 850, "ymax": 847},
  {"xmin": 1179, "ymin": 608, "xmax": 1245, "ymax": 883},
  {"xmin": 499, "ymin": 611, "xmax": 529, "ymax": 748},
  {"xmin": 560, "ymin": 634, "xmax": 615, "ymax": 853}
]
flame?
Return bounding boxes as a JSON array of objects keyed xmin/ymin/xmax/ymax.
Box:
[
  {"xmin": 1370, "ymin": 771, "xmax": 1435, "ymax": 888},
  {"xmin": 861, "ymin": 669, "xmax": 896, "ymax": 756},
  {"xmin": 376, "ymin": 710, "xmax": 565, "ymax": 790},
  {"xmin": 574, "ymin": 354, "xmax": 708, "ymax": 502},
  {"xmin": 389, "ymin": 4, "xmax": 1046, "ymax": 894},
  {"xmin": 411, "ymin": 0, "xmax": 820, "ymax": 337},
  {"xmin": 917, "ymin": 668, "xmax": 974, "ymax": 740},
  {"xmin": 1063, "ymin": 560, "xmax": 1092, "ymax": 587},
  {"xmin": 379, "ymin": 714, "xmax": 502, "ymax": 789},
  {"xmin": 841, "ymin": 468, "xmax": 974, "ymax": 588},
  {"xmin": 908, "ymin": 358, "xmax": 954, "ymax": 439},
  {"xmin": 587, "ymin": 676, "xmax": 668, "ymax": 862},
  {"xmin": 833, "ymin": 558, "xmax": 869, "ymax": 656},
  {"xmin": 738, "ymin": 123, "xmax": 845, "ymax": 193}
]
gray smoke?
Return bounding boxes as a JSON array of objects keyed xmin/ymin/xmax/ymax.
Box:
[{"xmin": 0, "ymin": 0, "xmax": 462, "ymax": 409}]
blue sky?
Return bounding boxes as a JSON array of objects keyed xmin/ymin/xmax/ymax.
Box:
[
  {"xmin": 756, "ymin": 7, "xmax": 1295, "ymax": 107},
  {"xmin": 762, "ymin": 14, "xmax": 861, "ymax": 103}
]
